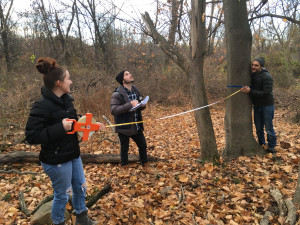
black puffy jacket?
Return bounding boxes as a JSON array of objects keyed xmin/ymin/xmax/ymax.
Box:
[
  {"xmin": 25, "ymin": 86, "xmax": 80, "ymax": 165},
  {"xmin": 249, "ymin": 68, "xmax": 274, "ymax": 107}
]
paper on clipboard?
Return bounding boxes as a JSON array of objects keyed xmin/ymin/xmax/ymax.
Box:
[{"xmin": 130, "ymin": 96, "xmax": 149, "ymax": 111}]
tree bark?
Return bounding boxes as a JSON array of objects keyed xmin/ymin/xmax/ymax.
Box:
[
  {"xmin": 165, "ymin": 0, "xmax": 180, "ymax": 66},
  {"xmin": 190, "ymin": 0, "xmax": 219, "ymax": 162},
  {"xmin": 223, "ymin": 0, "xmax": 264, "ymax": 159},
  {"xmin": 0, "ymin": 151, "xmax": 160, "ymax": 164},
  {"xmin": 142, "ymin": 12, "xmax": 189, "ymax": 73}
]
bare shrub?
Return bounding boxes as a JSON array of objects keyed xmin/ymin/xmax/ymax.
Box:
[
  {"xmin": 73, "ymin": 85, "xmax": 112, "ymax": 123},
  {"xmin": 263, "ymin": 52, "xmax": 296, "ymax": 89},
  {"xmin": 0, "ymin": 73, "xmax": 42, "ymax": 146}
]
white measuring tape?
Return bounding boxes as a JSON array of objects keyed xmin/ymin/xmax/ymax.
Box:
[{"xmin": 107, "ymin": 89, "xmax": 242, "ymax": 127}]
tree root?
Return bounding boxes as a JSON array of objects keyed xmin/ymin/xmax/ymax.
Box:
[
  {"xmin": 260, "ymin": 211, "xmax": 273, "ymax": 225},
  {"xmin": 260, "ymin": 188, "xmax": 297, "ymax": 225}
]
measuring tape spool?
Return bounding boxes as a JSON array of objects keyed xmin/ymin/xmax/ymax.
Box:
[{"xmin": 77, "ymin": 115, "xmax": 97, "ymax": 138}]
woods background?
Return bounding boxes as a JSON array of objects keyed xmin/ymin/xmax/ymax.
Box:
[
  {"xmin": 0, "ymin": 0, "xmax": 299, "ymax": 139},
  {"xmin": 0, "ymin": 0, "xmax": 300, "ymax": 224}
]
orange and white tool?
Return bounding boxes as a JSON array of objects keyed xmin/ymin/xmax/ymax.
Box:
[{"xmin": 67, "ymin": 113, "xmax": 100, "ymax": 141}]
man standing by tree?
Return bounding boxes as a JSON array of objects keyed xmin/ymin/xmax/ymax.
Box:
[
  {"xmin": 110, "ymin": 70, "xmax": 153, "ymax": 173},
  {"xmin": 241, "ymin": 57, "xmax": 277, "ymax": 153}
]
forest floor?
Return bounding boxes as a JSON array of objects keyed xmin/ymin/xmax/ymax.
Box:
[{"xmin": 0, "ymin": 101, "xmax": 300, "ymax": 225}]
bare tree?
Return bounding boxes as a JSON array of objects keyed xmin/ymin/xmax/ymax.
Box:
[
  {"xmin": 249, "ymin": 0, "xmax": 300, "ymax": 52},
  {"xmin": 54, "ymin": 0, "xmax": 76, "ymax": 64},
  {"xmin": 165, "ymin": 0, "xmax": 181, "ymax": 66},
  {"xmin": 190, "ymin": 0, "xmax": 219, "ymax": 161},
  {"xmin": 74, "ymin": 0, "xmax": 85, "ymax": 63},
  {"xmin": 32, "ymin": 0, "xmax": 75, "ymax": 63},
  {"xmin": 0, "ymin": 0, "xmax": 14, "ymax": 72},
  {"xmin": 77, "ymin": 0, "xmax": 118, "ymax": 70},
  {"xmin": 206, "ymin": 2, "xmax": 223, "ymax": 55},
  {"xmin": 142, "ymin": 0, "xmax": 219, "ymax": 162},
  {"xmin": 223, "ymin": 0, "xmax": 264, "ymax": 159},
  {"xmin": 33, "ymin": 0, "xmax": 58, "ymax": 56}
]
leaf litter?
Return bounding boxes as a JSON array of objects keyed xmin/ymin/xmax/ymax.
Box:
[{"xmin": 0, "ymin": 103, "xmax": 299, "ymax": 224}]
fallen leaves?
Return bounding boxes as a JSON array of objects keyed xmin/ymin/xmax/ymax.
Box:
[
  {"xmin": 178, "ymin": 174, "xmax": 189, "ymax": 183},
  {"xmin": 0, "ymin": 104, "xmax": 300, "ymax": 224}
]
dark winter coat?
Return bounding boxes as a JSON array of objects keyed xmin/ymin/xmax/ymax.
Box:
[
  {"xmin": 249, "ymin": 68, "xmax": 274, "ymax": 106},
  {"xmin": 110, "ymin": 85, "xmax": 144, "ymax": 136},
  {"xmin": 25, "ymin": 86, "xmax": 80, "ymax": 165}
]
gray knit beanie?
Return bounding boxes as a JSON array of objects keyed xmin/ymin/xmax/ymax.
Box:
[{"xmin": 254, "ymin": 57, "xmax": 265, "ymax": 67}]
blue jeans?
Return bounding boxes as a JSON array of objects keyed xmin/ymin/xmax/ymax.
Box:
[
  {"xmin": 41, "ymin": 157, "xmax": 87, "ymax": 224},
  {"xmin": 254, "ymin": 105, "xmax": 277, "ymax": 148}
]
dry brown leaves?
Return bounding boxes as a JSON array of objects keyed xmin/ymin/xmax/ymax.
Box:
[{"xmin": 0, "ymin": 103, "xmax": 299, "ymax": 224}]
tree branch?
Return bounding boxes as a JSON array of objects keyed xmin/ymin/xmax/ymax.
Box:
[
  {"xmin": 141, "ymin": 11, "xmax": 190, "ymax": 73},
  {"xmin": 249, "ymin": 13, "xmax": 300, "ymax": 26},
  {"xmin": 86, "ymin": 183, "xmax": 111, "ymax": 208}
]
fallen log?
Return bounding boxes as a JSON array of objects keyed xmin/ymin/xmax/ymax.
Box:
[{"xmin": 0, "ymin": 151, "xmax": 161, "ymax": 164}]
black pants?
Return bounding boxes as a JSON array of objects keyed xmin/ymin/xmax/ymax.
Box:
[{"xmin": 118, "ymin": 130, "xmax": 148, "ymax": 166}]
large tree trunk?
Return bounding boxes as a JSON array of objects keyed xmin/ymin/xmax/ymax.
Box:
[
  {"xmin": 223, "ymin": 0, "xmax": 264, "ymax": 159},
  {"xmin": 191, "ymin": 0, "xmax": 219, "ymax": 162}
]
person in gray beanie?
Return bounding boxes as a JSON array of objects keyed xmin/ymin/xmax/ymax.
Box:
[
  {"xmin": 241, "ymin": 57, "xmax": 277, "ymax": 153},
  {"xmin": 254, "ymin": 57, "xmax": 265, "ymax": 67}
]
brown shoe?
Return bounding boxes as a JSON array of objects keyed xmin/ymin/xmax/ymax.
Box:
[
  {"xmin": 142, "ymin": 163, "xmax": 155, "ymax": 174},
  {"xmin": 121, "ymin": 164, "xmax": 130, "ymax": 175}
]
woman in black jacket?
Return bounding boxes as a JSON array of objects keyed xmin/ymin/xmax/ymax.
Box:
[{"xmin": 25, "ymin": 57, "xmax": 104, "ymax": 225}]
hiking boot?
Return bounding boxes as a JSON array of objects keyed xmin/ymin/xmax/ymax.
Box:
[
  {"xmin": 142, "ymin": 162, "xmax": 155, "ymax": 174},
  {"xmin": 267, "ymin": 147, "xmax": 276, "ymax": 154},
  {"xmin": 75, "ymin": 210, "xmax": 99, "ymax": 225},
  {"xmin": 120, "ymin": 164, "xmax": 130, "ymax": 176}
]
